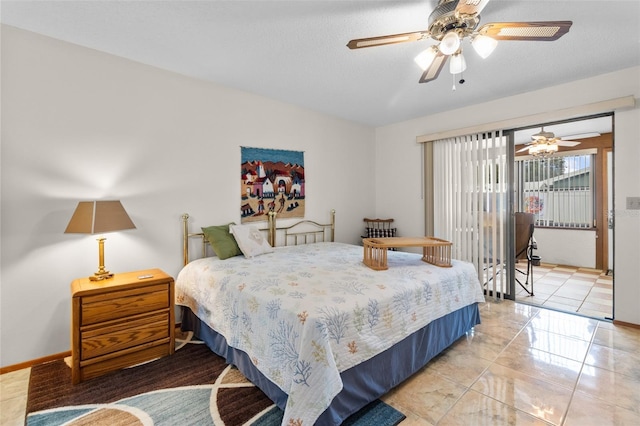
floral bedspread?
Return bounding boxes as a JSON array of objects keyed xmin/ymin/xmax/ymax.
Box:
[{"xmin": 175, "ymin": 242, "xmax": 484, "ymax": 425}]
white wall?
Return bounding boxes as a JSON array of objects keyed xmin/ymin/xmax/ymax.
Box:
[
  {"xmin": 534, "ymin": 229, "xmax": 596, "ymax": 268},
  {"xmin": 0, "ymin": 25, "xmax": 376, "ymax": 367},
  {"xmin": 375, "ymin": 67, "xmax": 640, "ymax": 325}
]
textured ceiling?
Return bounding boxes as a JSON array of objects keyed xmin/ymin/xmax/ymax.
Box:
[{"xmin": 1, "ymin": 0, "xmax": 639, "ymax": 128}]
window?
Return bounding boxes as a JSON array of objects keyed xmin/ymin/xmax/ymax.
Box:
[{"xmin": 516, "ymin": 152, "xmax": 595, "ymax": 228}]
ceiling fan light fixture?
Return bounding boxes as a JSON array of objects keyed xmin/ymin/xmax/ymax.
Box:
[
  {"xmin": 439, "ymin": 31, "xmax": 461, "ymax": 55},
  {"xmin": 346, "ymin": 2, "xmax": 573, "ymax": 86},
  {"xmin": 449, "ymin": 52, "xmax": 467, "ymax": 74},
  {"xmin": 529, "ymin": 142, "xmax": 558, "ymax": 157},
  {"xmin": 472, "ymin": 34, "xmax": 498, "ymax": 58},
  {"xmin": 414, "ymin": 46, "xmax": 439, "ymax": 70}
]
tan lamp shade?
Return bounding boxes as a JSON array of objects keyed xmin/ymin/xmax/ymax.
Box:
[
  {"xmin": 65, "ymin": 200, "xmax": 136, "ymax": 234},
  {"xmin": 65, "ymin": 201, "xmax": 136, "ymax": 281}
]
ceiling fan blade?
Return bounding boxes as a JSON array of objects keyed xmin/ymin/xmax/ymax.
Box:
[
  {"xmin": 556, "ymin": 140, "xmax": 581, "ymax": 147},
  {"xmin": 347, "ymin": 31, "xmax": 429, "ymax": 49},
  {"xmin": 455, "ymin": 0, "xmax": 492, "ymax": 16},
  {"xmin": 419, "ymin": 51, "xmax": 447, "ymax": 83},
  {"xmin": 561, "ymin": 132, "xmax": 601, "ymax": 140},
  {"xmin": 477, "ymin": 21, "xmax": 572, "ymax": 41},
  {"xmin": 516, "ymin": 145, "xmax": 531, "ymax": 153}
]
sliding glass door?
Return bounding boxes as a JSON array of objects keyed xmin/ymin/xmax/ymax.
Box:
[{"xmin": 430, "ymin": 131, "xmax": 515, "ymax": 300}]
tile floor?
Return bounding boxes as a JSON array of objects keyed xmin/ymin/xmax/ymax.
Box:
[
  {"xmin": 384, "ymin": 300, "xmax": 640, "ymax": 425},
  {"xmin": 514, "ymin": 263, "xmax": 613, "ymax": 320},
  {"xmin": 2, "ymin": 300, "xmax": 639, "ymax": 425}
]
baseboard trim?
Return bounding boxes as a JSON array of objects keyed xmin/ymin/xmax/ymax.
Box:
[
  {"xmin": 0, "ymin": 351, "xmax": 71, "ymax": 375},
  {"xmin": 612, "ymin": 319, "xmax": 640, "ymax": 329},
  {"xmin": 0, "ymin": 322, "xmax": 183, "ymax": 375}
]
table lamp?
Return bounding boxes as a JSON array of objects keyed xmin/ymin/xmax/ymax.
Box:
[{"xmin": 65, "ymin": 200, "xmax": 136, "ymax": 281}]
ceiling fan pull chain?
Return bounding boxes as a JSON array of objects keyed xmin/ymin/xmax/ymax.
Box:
[{"xmin": 452, "ymin": 73, "xmax": 456, "ymax": 91}]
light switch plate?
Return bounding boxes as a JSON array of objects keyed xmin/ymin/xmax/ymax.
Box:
[{"xmin": 627, "ymin": 197, "xmax": 640, "ymax": 210}]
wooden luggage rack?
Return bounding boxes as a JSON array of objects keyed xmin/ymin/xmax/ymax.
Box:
[{"xmin": 363, "ymin": 236, "xmax": 452, "ymax": 270}]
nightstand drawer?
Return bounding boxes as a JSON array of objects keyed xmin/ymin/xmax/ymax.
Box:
[
  {"xmin": 81, "ymin": 311, "xmax": 170, "ymax": 360},
  {"xmin": 79, "ymin": 344, "xmax": 171, "ymax": 383},
  {"xmin": 81, "ymin": 284, "xmax": 169, "ymax": 325}
]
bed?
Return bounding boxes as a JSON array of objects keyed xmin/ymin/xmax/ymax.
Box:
[{"xmin": 175, "ymin": 211, "xmax": 485, "ymax": 425}]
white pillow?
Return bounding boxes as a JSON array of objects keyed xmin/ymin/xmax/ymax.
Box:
[{"xmin": 229, "ymin": 224, "xmax": 274, "ymax": 258}]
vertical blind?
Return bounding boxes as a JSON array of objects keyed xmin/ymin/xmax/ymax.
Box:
[{"xmin": 433, "ymin": 131, "xmax": 509, "ymax": 299}]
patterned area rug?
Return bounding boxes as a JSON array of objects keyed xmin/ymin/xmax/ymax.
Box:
[{"xmin": 26, "ymin": 332, "xmax": 405, "ymax": 425}]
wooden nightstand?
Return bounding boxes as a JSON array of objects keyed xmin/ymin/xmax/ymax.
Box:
[{"xmin": 70, "ymin": 268, "xmax": 175, "ymax": 384}]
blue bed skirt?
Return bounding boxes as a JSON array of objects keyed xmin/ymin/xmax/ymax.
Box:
[{"xmin": 181, "ymin": 303, "xmax": 481, "ymax": 425}]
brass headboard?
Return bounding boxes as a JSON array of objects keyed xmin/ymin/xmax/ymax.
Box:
[
  {"xmin": 181, "ymin": 210, "xmax": 335, "ymax": 266},
  {"xmin": 277, "ymin": 209, "xmax": 335, "ymax": 247}
]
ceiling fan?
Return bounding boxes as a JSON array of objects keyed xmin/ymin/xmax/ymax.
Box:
[
  {"xmin": 347, "ymin": 0, "xmax": 572, "ymax": 85},
  {"xmin": 517, "ymin": 127, "xmax": 582, "ymax": 157}
]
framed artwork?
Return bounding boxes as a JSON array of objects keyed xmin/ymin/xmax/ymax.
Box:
[{"xmin": 240, "ymin": 147, "xmax": 305, "ymax": 223}]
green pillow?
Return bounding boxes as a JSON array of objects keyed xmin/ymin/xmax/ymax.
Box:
[{"xmin": 201, "ymin": 223, "xmax": 242, "ymax": 260}]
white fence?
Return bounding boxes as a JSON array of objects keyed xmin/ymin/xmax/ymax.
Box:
[{"xmin": 523, "ymin": 189, "xmax": 593, "ymax": 228}]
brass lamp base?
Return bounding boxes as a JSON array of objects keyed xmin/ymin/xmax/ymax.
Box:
[
  {"xmin": 89, "ymin": 271, "xmax": 114, "ymax": 281},
  {"xmin": 89, "ymin": 237, "xmax": 115, "ymax": 281}
]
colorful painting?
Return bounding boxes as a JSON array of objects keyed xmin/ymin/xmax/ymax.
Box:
[{"xmin": 240, "ymin": 147, "xmax": 305, "ymax": 223}]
